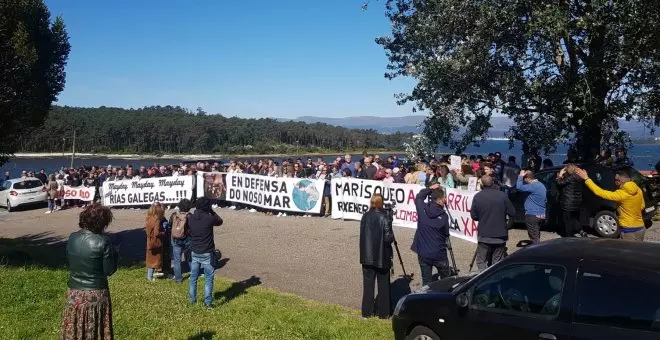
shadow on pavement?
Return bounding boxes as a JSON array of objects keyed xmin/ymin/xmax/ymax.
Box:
[
  {"xmin": 379, "ymin": 275, "xmax": 412, "ymax": 315},
  {"xmin": 214, "ymin": 275, "xmax": 262, "ymax": 304},
  {"xmin": 0, "ymin": 232, "xmax": 67, "ymax": 268},
  {"xmin": 0, "ymin": 227, "xmax": 149, "ymax": 269}
]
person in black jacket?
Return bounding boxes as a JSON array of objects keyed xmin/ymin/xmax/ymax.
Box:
[
  {"xmin": 411, "ymin": 183, "xmax": 450, "ymax": 286},
  {"xmin": 470, "ymin": 175, "xmax": 515, "ymax": 271},
  {"xmin": 359, "ymin": 193, "xmax": 394, "ymax": 319},
  {"xmin": 354, "ymin": 162, "xmax": 369, "ymax": 179},
  {"xmin": 188, "ymin": 197, "xmax": 223, "ymax": 309},
  {"xmin": 556, "ymin": 164, "xmax": 585, "ymax": 237}
]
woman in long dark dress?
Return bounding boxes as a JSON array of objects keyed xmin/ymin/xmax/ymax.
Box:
[{"xmin": 61, "ymin": 204, "xmax": 118, "ymax": 340}]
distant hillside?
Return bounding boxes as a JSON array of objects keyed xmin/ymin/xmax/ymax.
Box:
[
  {"xmin": 280, "ymin": 115, "xmax": 656, "ymax": 139},
  {"xmin": 277, "ymin": 116, "xmax": 425, "ymax": 134}
]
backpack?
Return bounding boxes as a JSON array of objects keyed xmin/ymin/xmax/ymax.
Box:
[{"xmin": 171, "ymin": 212, "xmax": 189, "ymax": 239}]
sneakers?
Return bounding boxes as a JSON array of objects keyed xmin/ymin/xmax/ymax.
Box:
[
  {"xmin": 249, "ymin": 208, "xmax": 257, "ymax": 213},
  {"xmin": 204, "ymin": 304, "xmax": 213, "ymax": 310},
  {"xmin": 45, "ymin": 210, "xmax": 52, "ymax": 214},
  {"xmin": 229, "ymin": 206, "xmax": 236, "ymax": 210},
  {"xmin": 277, "ymin": 212, "xmax": 282, "ymax": 217}
]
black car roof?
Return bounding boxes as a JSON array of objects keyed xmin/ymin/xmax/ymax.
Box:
[{"xmin": 510, "ymin": 238, "xmax": 660, "ymax": 271}]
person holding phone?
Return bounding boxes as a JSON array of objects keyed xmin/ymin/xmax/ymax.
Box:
[{"xmin": 188, "ymin": 198, "xmax": 223, "ymax": 309}]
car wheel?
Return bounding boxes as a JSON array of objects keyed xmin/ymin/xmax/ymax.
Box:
[
  {"xmin": 6, "ymin": 200, "xmax": 12, "ymax": 212},
  {"xmin": 406, "ymin": 325, "xmax": 441, "ymax": 340},
  {"xmin": 593, "ymin": 211, "xmax": 620, "ymax": 238}
]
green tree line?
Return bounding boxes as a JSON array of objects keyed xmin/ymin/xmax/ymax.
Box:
[{"xmin": 16, "ymin": 106, "xmax": 412, "ymax": 155}]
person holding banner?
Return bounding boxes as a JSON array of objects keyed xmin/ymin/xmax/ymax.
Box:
[{"xmin": 411, "ymin": 183, "xmax": 451, "ymax": 286}]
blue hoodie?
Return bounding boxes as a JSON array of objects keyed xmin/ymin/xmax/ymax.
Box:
[{"xmin": 411, "ymin": 188, "xmax": 449, "ymax": 263}]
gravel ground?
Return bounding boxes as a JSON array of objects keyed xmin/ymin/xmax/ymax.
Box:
[{"xmin": 1, "ymin": 207, "xmax": 659, "ymax": 309}]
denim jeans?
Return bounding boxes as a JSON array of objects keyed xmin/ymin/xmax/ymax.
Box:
[
  {"xmin": 189, "ymin": 252, "xmax": 215, "ymax": 306},
  {"xmin": 172, "ymin": 237, "xmax": 191, "ymax": 283},
  {"xmin": 147, "ymin": 267, "xmax": 155, "ymax": 281},
  {"xmin": 47, "ymin": 199, "xmax": 54, "ymax": 211}
]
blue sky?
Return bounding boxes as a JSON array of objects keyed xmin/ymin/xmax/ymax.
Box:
[{"xmin": 45, "ymin": 0, "xmax": 416, "ymax": 118}]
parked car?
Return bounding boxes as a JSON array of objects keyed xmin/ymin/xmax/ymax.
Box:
[
  {"xmin": 392, "ymin": 238, "xmax": 660, "ymax": 340},
  {"xmin": 508, "ymin": 163, "xmax": 657, "ymax": 238},
  {"xmin": 0, "ymin": 178, "xmax": 48, "ymax": 212}
]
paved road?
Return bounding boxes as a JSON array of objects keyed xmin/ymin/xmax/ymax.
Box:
[{"xmin": 1, "ymin": 207, "xmax": 659, "ymax": 309}]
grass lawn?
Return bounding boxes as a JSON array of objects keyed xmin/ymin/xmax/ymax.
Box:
[{"xmin": 0, "ymin": 241, "xmax": 393, "ymax": 340}]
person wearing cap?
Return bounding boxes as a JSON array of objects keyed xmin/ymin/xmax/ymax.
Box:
[{"xmin": 411, "ymin": 183, "xmax": 451, "ymax": 286}]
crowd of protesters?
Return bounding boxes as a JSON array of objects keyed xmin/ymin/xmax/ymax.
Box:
[{"xmin": 1, "ymin": 147, "xmax": 650, "ymax": 217}]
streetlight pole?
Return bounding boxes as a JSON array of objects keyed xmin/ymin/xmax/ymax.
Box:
[{"xmin": 70, "ymin": 130, "xmax": 76, "ymax": 169}]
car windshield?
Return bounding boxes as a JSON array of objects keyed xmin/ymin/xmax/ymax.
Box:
[{"xmin": 13, "ymin": 180, "xmax": 43, "ymax": 190}]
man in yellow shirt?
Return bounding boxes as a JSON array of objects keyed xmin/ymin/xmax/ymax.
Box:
[{"xmin": 574, "ymin": 168, "xmax": 646, "ymax": 241}]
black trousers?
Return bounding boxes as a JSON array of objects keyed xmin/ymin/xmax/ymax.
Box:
[
  {"xmin": 524, "ymin": 215, "xmax": 543, "ymax": 244},
  {"xmin": 418, "ymin": 256, "xmax": 451, "ymax": 287},
  {"xmin": 361, "ymin": 265, "xmax": 391, "ymax": 319},
  {"xmin": 475, "ymin": 242, "xmax": 507, "ymax": 271},
  {"xmin": 562, "ymin": 210, "xmax": 581, "ymax": 236}
]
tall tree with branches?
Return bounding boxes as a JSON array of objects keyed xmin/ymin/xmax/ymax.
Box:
[
  {"xmin": 0, "ymin": 0, "xmax": 71, "ymax": 165},
  {"xmin": 376, "ymin": 0, "xmax": 660, "ymax": 157}
]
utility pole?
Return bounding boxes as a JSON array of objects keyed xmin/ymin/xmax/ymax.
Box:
[{"xmin": 70, "ymin": 130, "xmax": 76, "ymax": 169}]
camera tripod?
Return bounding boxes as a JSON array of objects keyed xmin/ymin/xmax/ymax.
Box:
[
  {"xmin": 443, "ymin": 206, "xmax": 463, "ymax": 276},
  {"xmin": 385, "ymin": 203, "xmax": 414, "ymax": 282},
  {"xmin": 448, "ymin": 209, "xmax": 511, "ymax": 274}
]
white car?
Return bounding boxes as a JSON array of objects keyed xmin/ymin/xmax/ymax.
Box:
[{"xmin": 0, "ymin": 178, "xmax": 48, "ymax": 212}]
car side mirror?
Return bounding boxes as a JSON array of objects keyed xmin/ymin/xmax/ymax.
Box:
[{"xmin": 456, "ymin": 292, "xmax": 469, "ymax": 308}]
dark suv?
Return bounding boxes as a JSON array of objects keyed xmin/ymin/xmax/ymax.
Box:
[
  {"xmin": 508, "ymin": 163, "xmax": 657, "ymax": 237},
  {"xmin": 392, "ymin": 238, "xmax": 660, "ymax": 340}
]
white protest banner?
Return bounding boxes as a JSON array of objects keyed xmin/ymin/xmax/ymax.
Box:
[
  {"xmin": 449, "ymin": 155, "xmax": 462, "ymax": 170},
  {"xmin": 58, "ymin": 186, "xmax": 96, "ymax": 201},
  {"xmin": 330, "ymin": 177, "xmax": 420, "ymax": 228},
  {"xmin": 330, "ymin": 177, "xmax": 479, "ymax": 243},
  {"xmin": 225, "ymin": 173, "xmax": 325, "ymax": 213},
  {"xmin": 196, "ymin": 172, "xmax": 227, "ymax": 200},
  {"xmin": 444, "ymin": 188, "xmax": 479, "ymax": 243},
  {"xmin": 102, "ymin": 176, "xmax": 194, "ymax": 206}
]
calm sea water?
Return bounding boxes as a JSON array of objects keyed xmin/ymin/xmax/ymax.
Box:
[{"xmin": 2, "ymin": 140, "xmax": 658, "ymax": 176}]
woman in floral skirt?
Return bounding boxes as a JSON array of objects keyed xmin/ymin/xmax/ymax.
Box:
[{"xmin": 61, "ymin": 204, "xmax": 118, "ymax": 340}]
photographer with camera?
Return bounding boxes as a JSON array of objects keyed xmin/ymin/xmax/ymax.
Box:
[
  {"xmin": 359, "ymin": 193, "xmax": 394, "ymax": 319},
  {"xmin": 412, "ymin": 183, "xmax": 451, "ymax": 286}
]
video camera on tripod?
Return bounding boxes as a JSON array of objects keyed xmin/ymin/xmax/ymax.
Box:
[
  {"xmin": 384, "ymin": 202, "xmax": 396, "ymax": 222},
  {"xmin": 384, "ymin": 201, "xmax": 414, "ymax": 282}
]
